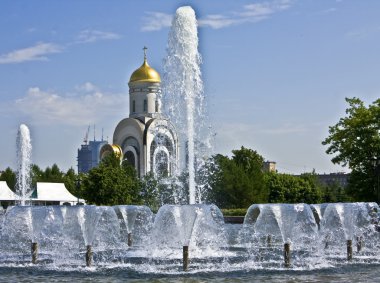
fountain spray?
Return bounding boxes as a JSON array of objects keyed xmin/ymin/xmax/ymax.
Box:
[
  {"xmin": 16, "ymin": 124, "xmax": 32, "ymax": 206},
  {"xmin": 163, "ymin": 6, "xmax": 204, "ymax": 204}
]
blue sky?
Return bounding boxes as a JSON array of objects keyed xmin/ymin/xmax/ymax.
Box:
[{"xmin": 0, "ymin": 0, "xmax": 379, "ymax": 174}]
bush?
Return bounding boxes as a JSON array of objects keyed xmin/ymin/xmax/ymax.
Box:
[{"xmin": 221, "ymin": 208, "xmax": 248, "ymax": 216}]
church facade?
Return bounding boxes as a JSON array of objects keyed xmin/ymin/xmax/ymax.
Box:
[{"xmin": 100, "ymin": 49, "xmax": 178, "ymax": 177}]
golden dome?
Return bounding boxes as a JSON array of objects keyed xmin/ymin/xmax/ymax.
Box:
[
  {"xmin": 129, "ymin": 47, "xmax": 161, "ymax": 83},
  {"xmin": 100, "ymin": 144, "xmax": 123, "ymax": 161}
]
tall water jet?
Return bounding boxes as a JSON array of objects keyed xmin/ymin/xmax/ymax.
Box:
[
  {"xmin": 163, "ymin": 6, "xmax": 208, "ymax": 204},
  {"xmin": 16, "ymin": 124, "xmax": 32, "ymax": 205}
]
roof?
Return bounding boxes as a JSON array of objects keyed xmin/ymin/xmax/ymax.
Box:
[
  {"xmin": 0, "ymin": 181, "xmax": 18, "ymax": 201},
  {"xmin": 30, "ymin": 182, "xmax": 80, "ymax": 202},
  {"xmin": 129, "ymin": 59, "xmax": 161, "ymax": 83}
]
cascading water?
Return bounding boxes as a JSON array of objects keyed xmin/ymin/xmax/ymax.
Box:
[
  {"xmin": 0, "ymin": 202, "xmax": 379, "ymax": 273},
  {"xmin": 16, "ymin": 124, "xmax": 32, "ymax": 206},
  {"xmin": 163, "ymin": 6, "xmax": 212, "ymax": 204}
]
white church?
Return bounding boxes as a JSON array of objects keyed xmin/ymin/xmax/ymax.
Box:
[{"xmin": 100, "ymin": 48, "xmax": 178, "ymax": 177}]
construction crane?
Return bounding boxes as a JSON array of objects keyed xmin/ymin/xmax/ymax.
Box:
[{"xmin": 83, "ymin": 125, "xmax": 90, "ymax": 145}]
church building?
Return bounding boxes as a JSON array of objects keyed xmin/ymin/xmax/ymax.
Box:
[{"xmin": 100, "ymin": 48, "xmax": 178, "ymax": 177}]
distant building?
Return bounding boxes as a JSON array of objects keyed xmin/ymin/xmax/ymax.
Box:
[
  {"xmin": 263, "ymin": 161, "xmax": 277, "ymax": 173},
  {"xmin": 77, "ymin": 139, "xmax": 108, "ymax": 174},
  {"xmin": 317, "ymin": 172, "xmax": 350, "ymax": 188}
]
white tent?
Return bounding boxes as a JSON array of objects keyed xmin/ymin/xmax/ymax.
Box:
[
  {"xmin": 29, "ymin": 182, "xmax": 84, "ymax": 205},
  {"xmin": 0, "ymin": 181, "xmax": 18, "ymax": 201}
]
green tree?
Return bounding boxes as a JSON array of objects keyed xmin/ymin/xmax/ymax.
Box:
[
  {"xmin": 81, "ymin": 154, "xmax": 141, "ymax": 205},
  {"xmin": 43, "ymin": 164, "xmax": 64, "ymax": 182},
  {"xmin": 140, "ymin": 172, "xmax": 160, "ymax": 210},
  {"xmin": 30, "ymin": 164, "xmax": 43, "ymax": 188},
  {"xmin": 0, "ymin": 167, "xmax": 16, "ymax": 191},
  {"xmin": 322, "ymin": 97, "xmax": 380, "ymax": 202},
  {"xmin": 265, "ymin": 172, "xmax": 322, "ymax": 204},
  {"xmin": 208, "ymin": 147, "xmax": 268, "ymax": 208},
  {"xmin": 320, "ymin": 181, "xmax": 351, "ymax": 203},
  {"xmin": 139, "ymin": 172, "xmax": 180, "ymax": 211},
  {"xmin": 63, "ymin": 168, "xmax": 78, "ymax": 196}
]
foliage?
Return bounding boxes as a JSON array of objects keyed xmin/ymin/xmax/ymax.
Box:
[
  {"xmin": 221, "ymin": 208, "xmax": 247, "ymax": 216},
  {"xmin": 1, "ymin": 165, "xmax": 77, "ymax": 196},
  {"xmin": 208, "ymin": 146, "xmax": 268, "ymax": 209},
  {"xmin": 265, "ymin": 172, "xmax": 322, "ymax": 204},
  {"xmin": 30, "ymin": 164, "xmax": 78, "ymax": 197},
  {"xmin": 322, "ymin": 97, "xmax": 380, "ymax": 202},
  {"xmin": 140, "ymin": 172, "xmax": 161, "ymax": 211},
  {"xmin": 0, "ymin": 167, "xmax": 16, "ymax": 191},
  {"xmin": 320, "ymin": 181, "xmax": 351, "ymax": 203},
  {"xmin": 81, "ymin": 154, "xmax": 141, "ymax": 205}
]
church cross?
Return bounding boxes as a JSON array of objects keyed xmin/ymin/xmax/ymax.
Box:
[{"xmin": 143, "ymin": 46, "xmax": 148, "ymax": 60}]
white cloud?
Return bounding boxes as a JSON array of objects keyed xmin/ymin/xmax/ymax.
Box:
[
  {"xmin": 14, "ymin": 85, "xmax": 126, "ymax": 126},
  {"xmin": 142, "ymin": 0, "xmax": 296, "ymax": 31},
  {"xmin": 0, "ymin": 29, "xmax": 121, "ymax": 64},
  {"xmin": 198, "ymin": 15, "xmax": 244, "ymax": 29},
  {"xmin": 141, "ymin": 12, "xmax": 173, "ymax": 31},
  {"xmin": 76, "ymin": 29, "xmax": 122, "ymax": 43},
  {"xmin": 75, "ymin": 82, "xmax": 99, "ymax": 92},
  {"xmin": 0, "ymin": 42, "xmax": 63, "ymax": 64}
]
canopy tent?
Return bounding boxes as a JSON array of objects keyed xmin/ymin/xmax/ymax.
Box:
[
  {"xmin": 0, "ymin": 181, "xmax": 18, "ymax": 201},
  {"xmin": 29, "ymin": 182, "xmax": 84, "ymax": 205}
]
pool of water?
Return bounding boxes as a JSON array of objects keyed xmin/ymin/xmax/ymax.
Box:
[{"xmin": 1, "ymin": 263, "xmax": 380, "ymax": 282}]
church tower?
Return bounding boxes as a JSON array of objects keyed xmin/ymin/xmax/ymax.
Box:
[{"xmin": 101, "ymin": 48, "xmax": 178, "ymax": 177}]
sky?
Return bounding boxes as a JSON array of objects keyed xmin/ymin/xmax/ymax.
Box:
[{"xmin": 0, "ymin": 0, "xmax": 379, "ymax": 174}]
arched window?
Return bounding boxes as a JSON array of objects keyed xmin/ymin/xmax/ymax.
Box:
[
  {"xmin": 124, "ymin": 151, "xmax": 136, "ymax": 168},
  {"xmin": 150, "ymin": 134, "xmax": 174, "ymax": 176},
  {"xmin": 132, "ymin": 100, "xmax": 136, "ymax": 113},
  {"xmin": 143, "ymin": 99, "xmax": 147, "ymax": 112}
]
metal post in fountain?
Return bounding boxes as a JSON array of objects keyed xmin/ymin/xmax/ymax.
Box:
[
  {"xmin": 320, "ymin": 202, "xmax": 379, "ymax": 262},
  {"xmin": 243, "ymin": 203, "xmax": 318, "ymax": 268},
  {"xmin": 356, "ymin": 235, "xmax": 363, "ymax": 253},
  {"xmin": 347, "ymin": 239, "xmax": 353, "ymax": 261},
  {"xmin": 76, "ymin": 206, "xmax": 109, "ymax": 267},
  {"xmin": 86, "ymin": 245, "xmax": 93, "ymax": 267},
  {"xmin": 183, "ymin": 245, "xmax": 189, "ymax": 271},
  {"xmin": 284, "ymin": 242, "xmax": 291, "ymax": 268},
  {"xmin": 113, "ymin": 205, "xmax": 154, "ymax": 248},
  {"xmin": 31, "ymin": 242, "xmax": 38, "ymax": 264},
  {"xmin": 267, "ymin": 234, "xmax": 272, "ymax": 247},
  {"xmin": 150, "ymin": 204, "xmax": 225, "ymax": 272}
]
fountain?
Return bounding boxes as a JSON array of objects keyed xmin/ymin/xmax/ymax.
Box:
[
  {"xmin": 0, "ymin": 202, "xmax": 378, "ymax": 273},
  {"xmin": 16, "ymin": 124, "xmax": 32, "ymax": 205},
  {"xmin": 163, "ymin": 6, "xmax": 210, "ymax": 204},
  {"xmin": 3, "ymin": 125, "xmax": 380, "ymax": 275}
]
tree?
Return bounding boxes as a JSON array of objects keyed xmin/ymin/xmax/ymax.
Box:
[
  {"xmin": 320, "ymin": 181, "xmax": 351, "ymax": 203},
  {"xmin": 0, "ymin": 167, "xmax": 16, "ymax": 192},
  {"xmin": 81, "ymin": 154, "xmax": 141, "ymax": 205},
  {"xmin": 139, "ymin": 172, "xmax": 160, "ymax": 211},
  {"xmin": 322, "ymin": 97, "xmax": 380, "ymax": 202},
  {"xmin": 265, "ymin": 172, "xmax": 322, "ymax": 204},
  {"xmin": 208, "ymin": 147, "xmax": 268, "ymax": 208},
  {"xmin": 139, "ymin": 172, "xmax": 181, "ymax": 211},
  {"xmin": 43, "ymin": 164, "xmax": 64, "ymax": 183},
  {"xmin": 30, "ymin": 164, "xmax": 43, "ymax": 188},
  {"xmin": 63, "ymin": 168, "xmax": 78, "ymax": 196}
]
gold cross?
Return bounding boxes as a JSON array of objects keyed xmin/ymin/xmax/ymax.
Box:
[{"xmin": 143, "ymin": 46, "xmax": 148, "ymax": 60}]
